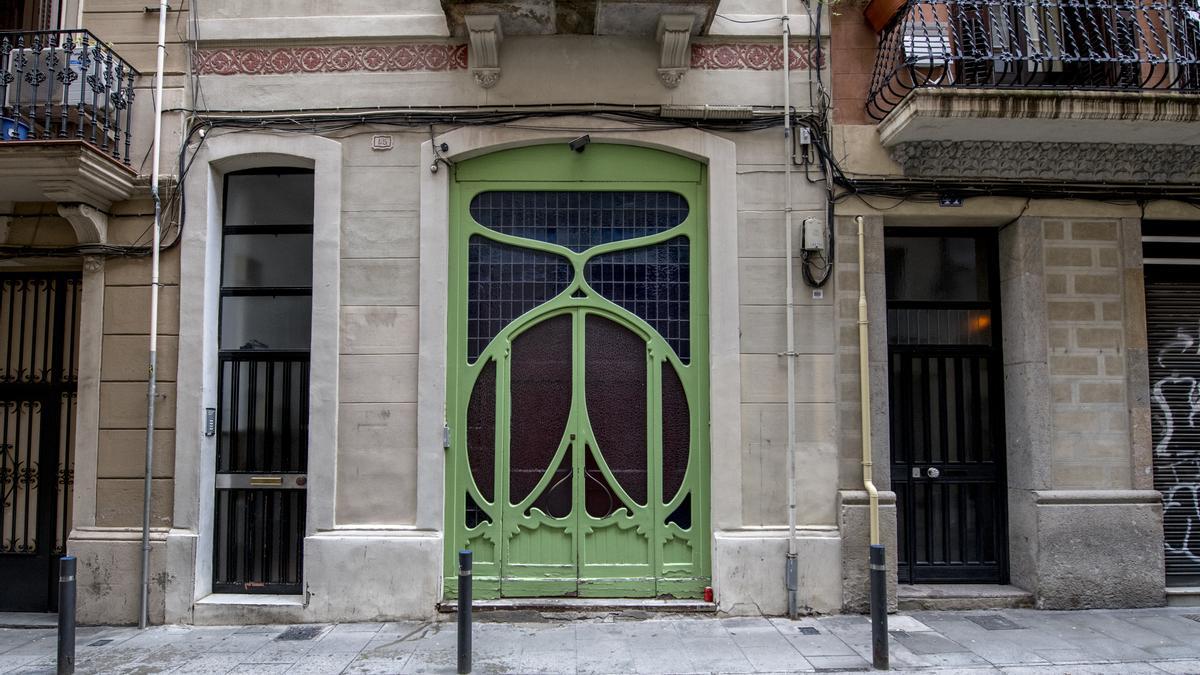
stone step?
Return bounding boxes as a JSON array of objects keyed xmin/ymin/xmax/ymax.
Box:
[
  {"xmin": 436, "ymin": 598, "xmax": 717, "ymax": 615},
  {"xmin": 898, "ymin": 584, "xmax": 1035, "ymax": 611},
  {"xmin": 0, "ymin": 612, "xmax": 58, "ymax": 629}
]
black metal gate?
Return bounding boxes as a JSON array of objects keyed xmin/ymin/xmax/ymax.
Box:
[
  {"xmin": 1143, "ymin": 221, "xmax": 1200, "ymax": 585},
  {"xmin": 885, "ymin": 230, "xmax": 1008, "ymax": 583},
  {"xmin": 0, "ymin": 273, "xmax": 80, "ymax": 612}
]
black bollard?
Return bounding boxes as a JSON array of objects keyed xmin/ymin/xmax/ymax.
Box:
[
  {"xmin": 869, "ymin": 544, "xmax": 888, "ymax": 670},
  {"xmin": 457, "ymin": 549, "xmax": 472, "ymax": 675},
  {"xmin": 57, "ymin": 556, "xmax": 76, "ymax": 675}
]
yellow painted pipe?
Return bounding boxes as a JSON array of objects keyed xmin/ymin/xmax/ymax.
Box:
[{"xmin": 857, "ymin": 216, "xmax": 880, "ymax": 546}]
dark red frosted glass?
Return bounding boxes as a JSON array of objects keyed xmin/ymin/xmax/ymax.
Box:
[
  {"xmin": 509, "ymin": 315, "xmax": 573, "ymax": 506},
  {"xmin": 466, "ymin": 360, "xmax": 496, "ymax": 503},
  {"xmin": 527, "ymin": 454, "xmax": 572, "ymax": 519},
  {"xmin": 585, "ymin": 447, "xmax": 620, "ymax": 518},
  {"xmin": 661, "ymin": 361, "xmax": 690, "ymax": 503},
  {"xmin": 585, "ymin": 315, "xmax": 648, "ymax": 506}
]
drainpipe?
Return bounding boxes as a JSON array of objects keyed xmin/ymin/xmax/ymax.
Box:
[
  {"xmin": 857, "ymin": 214, "xmax": 888, "ymax": 669},
  {"xmin": 856, "ymin": 215, "xmax": 879, "ymax": 545},
  {"xmin": 782, "ymin": 1, "xmax": 800, "ymax": 621},
  {"xmin": 139, "ymin": 0, "xmax": 169, "ymax": 630}
]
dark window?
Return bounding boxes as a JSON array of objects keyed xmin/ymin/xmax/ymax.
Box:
[{"xmin": 214, "ymin": 168, "xmax": 313, "ymax": 594}]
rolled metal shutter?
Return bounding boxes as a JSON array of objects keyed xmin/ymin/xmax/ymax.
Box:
[{"xmin": 1145, "ymin": 227, "xmax": 1200, "ymax": 583}]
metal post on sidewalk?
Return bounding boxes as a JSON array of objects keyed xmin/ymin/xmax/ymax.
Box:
[
  {"xmin": 869, "ymin": 544, "xmax": 888, "ymax": 670},
  {"xmin": 57, "ymin": 555, "xmax": 77, "ymax": 675},
  {"xmin": 457, "ymin": 549, "xmax": 472, "ymax": 675}
]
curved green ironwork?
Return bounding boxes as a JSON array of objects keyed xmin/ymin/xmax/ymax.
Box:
[{"xmin": 444, "ymin": 143, "xmax": 709, "ymax": 598}]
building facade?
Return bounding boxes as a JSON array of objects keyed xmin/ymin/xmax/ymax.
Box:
[{"xmin": 0, "ymin": 0, "xmax": 1196, "ymax": 625}]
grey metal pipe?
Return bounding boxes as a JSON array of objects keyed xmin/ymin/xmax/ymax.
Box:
[
  {"xmin": 457, "ymin": 550, "xmax": 472, "ymax": 674},
  {"xmin": 139, "ymin": 0, "xmax": 170, "ymax": 631},
  {"xmin": 870, "ymin": 544, "xmax": 889, "ymax": 670},
  {"xmin": 57, "ymin": 555, "xmax": 76, "ymax": 675}
]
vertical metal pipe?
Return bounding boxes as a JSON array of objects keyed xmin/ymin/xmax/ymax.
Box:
[
  {"xmin": 782, "ymin": 0, "xmax": 799, "ymax": 622},
  {"xmin": 457, "ymin": 550, "xmax": 472, "ymax": 674},
  {"xmin": 456, "ymin": 550, "xmax": 470, "ymax": 667},
  {"xmin": 870, "ymin": 544, "xmax": 888, "ymax": 670},
  {"xmin": 139, "ymin": 0, "xmax": 169, "ymax": 631},
  {"xmin": 857, "ymin": 215, "xmax": 880, "ymax": 543},
  {"xmin": 858, "ymin": 216, "xmax": 887, "ymax": 669},
  {"xmin": 57, "ymin": 555, "xmax": 76, "ymax": 675}
]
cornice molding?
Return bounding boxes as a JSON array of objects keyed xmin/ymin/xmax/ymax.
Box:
[{"xmin": 890, "ymin": 140, "xmax": 1200, "ymax": 184}]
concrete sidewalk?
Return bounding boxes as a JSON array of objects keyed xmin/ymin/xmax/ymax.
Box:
[{"xmin": 3, "ymin": 607, "xmax": 1200, "ymax": 674}]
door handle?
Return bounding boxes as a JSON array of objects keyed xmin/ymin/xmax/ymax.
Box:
[{"xmin": 926, "ymin": 467, "xmax": 940, "ymax": 479}]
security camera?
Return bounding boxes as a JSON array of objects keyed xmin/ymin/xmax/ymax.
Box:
[{"xmin": 568, "ymin": 135, "xmax": 591, "ymax": 153}]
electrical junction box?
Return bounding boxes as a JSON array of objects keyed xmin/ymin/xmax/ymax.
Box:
[{"xmin": 801, "ymin": 217, "xmax": 825, "ymax": 252}]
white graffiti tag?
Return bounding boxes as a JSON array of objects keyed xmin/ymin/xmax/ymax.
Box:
[{"xmin": 1152, "ymin": 322, "xmax": 1200, "ymax": 566}]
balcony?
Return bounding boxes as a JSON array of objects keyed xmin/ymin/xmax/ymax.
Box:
[
  {"xmin": 861, "ymin": 0, "xmax": 1200, "ymax": 181},
  {"xmin": 0, "ymin": 29, "xmax": 139, "ymax": 232}
]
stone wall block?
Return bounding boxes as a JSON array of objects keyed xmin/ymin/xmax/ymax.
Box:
[
  {"xmin": 1034, "ymin": 497, "xmax": 1164, "ymax": 609},
  {"xmin": 838, "ymin": 491, "xmax": 898, "ymax": 613}
]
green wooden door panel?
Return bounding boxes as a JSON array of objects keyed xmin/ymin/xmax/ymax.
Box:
[
  {"xmin": 444, "ymin": 143, "xmax": 710, "ymax": 599},
  {"xmin": 453, "ymin": 143, "xmax": 704, "ymax": 184}
]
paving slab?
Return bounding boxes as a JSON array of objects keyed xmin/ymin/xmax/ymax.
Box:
[{"xmin": 0, "ymin": 606, "xmax": 1196, "ymax": 673}]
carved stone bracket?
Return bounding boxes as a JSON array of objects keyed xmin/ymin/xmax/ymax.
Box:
[
  {"xmin": 657, "ymin": 14, "xmax": 695, "ymax": 89},
  {"xmin": 57, "ymin": 203, "xmax": 109, "ymax": 245},
  {"xmin": 465, "ymin": 14, "xmax": 503, "ymax": 89},
  {"xmin": 82, "ymin": 255, "xmax": 105, "ymax": 273},
  {"xmin": 890, "ymin": 141, "xmax": 1200, "ymax": 184}
]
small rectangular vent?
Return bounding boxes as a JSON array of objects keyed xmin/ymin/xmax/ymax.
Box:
[
  {"xmin": 276, "ymin": 625, "xmax": 328, "ymax": 641},
  {"xmin": 966, "ymin": 614, "xmax": 1021, "ymax": 630}
]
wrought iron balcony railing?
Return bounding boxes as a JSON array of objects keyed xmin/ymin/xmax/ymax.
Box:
[
  {"xmin": 866, "ymin": 0, "xmax": 1200, "ymax": 120},
  {"xmin": 0, "ymin": 30, "xmax": 138, "ymax": 165}
]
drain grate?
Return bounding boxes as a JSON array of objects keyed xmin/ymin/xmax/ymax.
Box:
[
  {"xmin": 1186, "ymin": 615, "xmax": 1200, "ymax": 623},
  {"xmin": 797, "ymin": 626, "xmax": 821, "ymax": 635},
  {"xmin": 87, "ymin": 639, "xmax": 113, "ymax": 647},
  {"xmin": 276, "ymin": 625, "xmax": 328, "ymax": 641},
  {"xmin": 966, "ymin": 614, "xmax": 1022, "ymax": 631}
]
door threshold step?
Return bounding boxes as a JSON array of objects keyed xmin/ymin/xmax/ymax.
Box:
[
  {"xmin": 898, "ymin": 584, "xmax": 1034, "ymax": 611},
  {"xmin": 1166, "ymin": 587, "xmax": 1200, "ymax": 607},
  {"xmin": 0, "ymin": 612, "xmax": 58, "ymax": 629},
  {"xmin": 437, "ymin": 598, "xmax": 717, "ymax": 614}
]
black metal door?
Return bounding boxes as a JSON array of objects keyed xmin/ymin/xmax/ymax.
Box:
[
  {"xmin": 885, "ymin": 230, "xmax": 1007, "ymax": 584},
  {"xmin": 0, "ymin": 273, "xmax": 80, "ymax": 611}
]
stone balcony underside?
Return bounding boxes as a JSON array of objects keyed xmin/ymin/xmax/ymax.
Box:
[
  {"xmin": 0, "ymin": 142, "xmax": 138, "ymax": 209},
  {"xmin": 877, "ymin": 89, "xmax": 1200, "ymax": 183}
]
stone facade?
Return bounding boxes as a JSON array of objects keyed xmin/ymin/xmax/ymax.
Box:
[{"xmin": 1, "ymin": 0, "xmax": 1185, "ymax": 625}]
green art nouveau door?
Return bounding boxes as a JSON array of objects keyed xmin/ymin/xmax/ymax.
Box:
[{"xmin": 444, "ymin": 144, "xmax": 710, "ymax": 598}]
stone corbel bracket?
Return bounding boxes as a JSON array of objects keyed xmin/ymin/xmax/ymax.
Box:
[
  {"xmin": 465, "ymin": 14, "xmax": 503, "ymax": 89},
  {"xmin": 657, "ymin": 14, "xmax": 696, "ymax": 89},
  {"xmin": 57, "ymin": 203, "xmax": 108, "ymax": 245}
]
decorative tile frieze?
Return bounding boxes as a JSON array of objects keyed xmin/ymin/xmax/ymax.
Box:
[
  {"xmin": 890, "ymin": 141, "xmax": 1200, "ymax": 184},
  {"xmin": 194, "ymin": 42, "xmax": 822, "ymax": 76},
  {"xmin": 690, "ymin": 43, "xmax": 822, "ymax": 71},
  {"xmin": 195, "ymin": 44, "xmax": 468, "ymax": 76}
]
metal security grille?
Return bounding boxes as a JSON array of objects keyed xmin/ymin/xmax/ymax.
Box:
[
  {"xmin": 467, "ymin": 237, "xmax": 571, "ymax": 362},
  {"xmin": 1145, "ymin": 246, "xmax": 1200, "ymax": 584},
  {"xmin": 469, "ymin": 191, "xmax": 689, "ymax": 252},
  {"xmin": 585, "ymin": 236, "xmax": 691, "ymax": 364},
  {"xmin": 0, "ymin": 273, "xmax": 80, "ymax": 612},
  {"xmin": 214, "ymin": 169, "xmax": 313, "ymax": 594}
]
